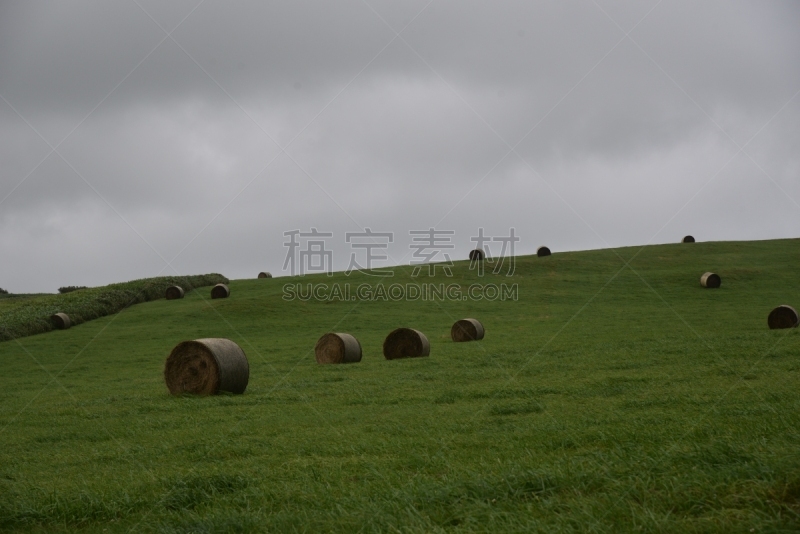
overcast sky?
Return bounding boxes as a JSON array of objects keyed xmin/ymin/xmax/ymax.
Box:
[{"xmin": 1, "ymin": 0, "xmax": 798, "ymax": 293}]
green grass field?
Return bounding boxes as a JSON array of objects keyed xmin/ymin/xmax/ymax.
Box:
[
  {"xmin": 1, "ymin": 239, "xmax": 799, "ymax": 533},
  {"xmin": 0, "ymin": 274, "xmax": 227, "ymax": 342}
]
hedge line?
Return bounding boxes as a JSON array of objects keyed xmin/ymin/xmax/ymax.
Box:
[
  {"xmin": 0, "ymin": 274, "xmax": 228, "ymax": 342},
  {"xmin": 58, "ymin": 286, "xmax": 88, "ymax": 294}
]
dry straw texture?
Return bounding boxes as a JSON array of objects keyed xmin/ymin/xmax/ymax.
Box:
[
  {"xmin": 700, "ymin": 272, "xmax": 721, "ymax": 288},
  {"xmin": 211, "ymin": 284, "xmax": 230, "ymax": 299},
  {"xmin": 683, "ymin": 235, "xmax": 696, "ymax": 243},
  {"xmin": 50, "ymin": 313, "xmax": 71, "ymax": 330},
  {"xmin": 165, "ymin": 286, "xmax": 185, "ymax": 300},
  {"xmin": 451, "ymin": 318, "xmax": 485, "ymax": 342},
  {"xmin": 314, "ymin": 333, "xmax": 362, "ymax": 364},
  {"xmin": 258, "ymin": 272, "xmax": 273, "ymax": 279},
  {"xmin": 383, "ymin": 328, "xmax": 430, "ymax": 360},
  {"xmin": 768, "ymin": 305, "xmax": 799, "ymax": 329},
  {"xmin": 537, "ymin": 246, "xmax": 551, "ymax": 257},
  {"xmin": 164, "ymin": 338, "xmax": 249, "ymax": 395},
  {"xmin": 468, "ymin": 249, "xmax": 484, "ymax": 261}
]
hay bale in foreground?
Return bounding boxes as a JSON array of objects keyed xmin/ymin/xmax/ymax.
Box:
[
  {"xmin": 51, "ymin": 312, "xmax": 71, "ymax": 330},
  {"xmin": 682, "ymin": 235, "xmax": 695, "ymax": 243},
  {"xmin": 211, "ymin": 283, "xmax": 230, "ymax": 299},
  {"xmin": 383, "ymin": 328, "xmax": 430, "ymax": 360},
  {"xmin": 258, "ymin": 272, "xmax": 272, "ymax": 279},
  {"xmin": 537, "ymin": 246, "xmax": 551, "ymax": 257},
  {"xmin": 469, "ymin": 249, "xmax": 484, "ymax": 261},
  {"xmin": 315, "ymin": 333, "xmax": 362, "ymax": 364},
  {"xmin": 165, "ymin": 285, "xmax": 185, "ymax": 300},
  {"xmin": 768, "ymin": 305, "xmax": 799, "ymax": 330},
  {"xmin": 164, "ymin": 338, "xmax": 249, "ymax": 395},
  {"xmin": 451, "ymin": 318, "xmax": 485, "ymax": 342},
  {"xmin": 700, "ymin": 272, "xmax": 721, "ymax": 288}
]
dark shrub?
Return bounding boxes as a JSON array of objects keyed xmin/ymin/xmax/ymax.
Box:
[{"xmin": 58, "ymin": 286, "xmax": 88, "ymax": 294}]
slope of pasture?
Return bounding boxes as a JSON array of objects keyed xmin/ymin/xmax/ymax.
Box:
[
  {"xmin": 0, "ymin": 239, "xmax": 798, "ymax": 533},
  {"xmin": 0, "ymin": 274, "xmax": 228, "ymax": 342}
]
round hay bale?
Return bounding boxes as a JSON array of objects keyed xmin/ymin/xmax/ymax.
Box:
[
  {"xmin": 451, "ymin": 318, "xmax": 485, "ymax": 342},
  {"xmin": 211, "ymin": 283, "xmax": 230, "ymax": 299},
  {"xmin": 537, "ymin": 246, "xmax": 551, "ymax": 257},
  {"xmin": 700, "ymin": 272, "xmax": 721, "ymax": 288},
  {"xmin": 468, "ymin": 249, "xmax": 484, "ymax": 261},
  {"xmin": 314, "ymin": 333, "xmax": 362, "ymax": 364},
  {"xmin": 258, "ymin": 272, "xmax": 272, "ymax": 279},
  {"xmin": 768, "ymin": 305, "xmax": 799, "ymax": 330},
  {"xmin": 165, "ymin": 285, "xmax": 185, "ymax": 300},
  {"xmin": 164, "ymin": 338, "xmax": 249, "ymax": 395},
  {"xmin": 383, "ymin": 328, "xmax": 430, "ymax": 360},
  {"xmin": 51, "ymin": 312, "xmax": 71, "ymax": 330},
  {"xmin": 682, "ymin": 235, "xmax": 695, "ymax": 243}
]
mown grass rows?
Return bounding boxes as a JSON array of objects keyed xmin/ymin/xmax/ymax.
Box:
[{"xmin": 0, "ymin": 274, "xmax": 228, "ymax": 342}]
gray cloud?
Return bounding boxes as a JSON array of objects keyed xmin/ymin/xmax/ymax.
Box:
[{"xmin": 1, "ymin": 0, "xmax": 799, "ymax": 293}]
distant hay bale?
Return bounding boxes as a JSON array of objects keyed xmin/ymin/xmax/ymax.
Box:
[
  {"xmin": 682, "ymin": 235, "xmax": 695, "ymax": 243},
  {"xmin": 383, "ymin": 328, "xmax": 430, "ymax": 360},
  {"xmin": 164, "ymin": 338, "xmax": 249, "ymax": 395},
  {"xmin": 165, "ymin": 286, "xmax": 185, "ymax": 300},
  {"xmin": 258, "ymin": 272, "xmax": 273, "ymax": 279},
  {"xmin": 451, "ymin": 318, "xmax": 485, "ymax": 342},
  {"xmin": 700, "ymin": 272, "xmax": 721, "ymax": 288},
  {"xmin": 314, "ymin": 333, "xmax": 362, "ymax": 364},
  {"xmin": 469, "ymin": 249, "xmax": 484, "ymax": 261},
  {"xmin": 211, "ymin": 283, "xmax": 230, "ymax": 299},
  {"xmin": 51, "ymin": 312, "xmax": 71, "ymax": 330},
  {"xmin": 537, "ymin": 246, "xmax": 551, "ymax": 257},
  {"xmin": 768, "ymin": 305, "xmax": 799, "ymax": 330}
]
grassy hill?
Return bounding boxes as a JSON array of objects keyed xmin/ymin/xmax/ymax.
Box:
[
  {"xmin": 0, "ymin": 274, "xmax": 228, "ymax": 342},
  {"xmin": 0, "ymin": 239, "xmax": 798, "ymax": 532}
]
